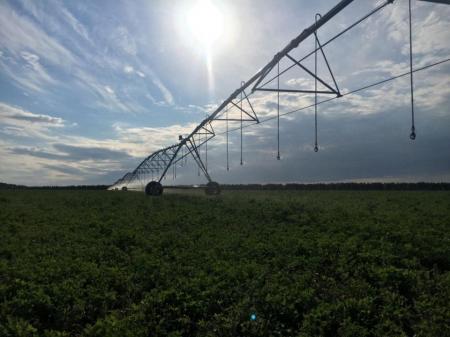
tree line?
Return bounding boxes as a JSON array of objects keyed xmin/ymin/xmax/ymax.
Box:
[
  {"xmin": 2, "ymin": 181, "xmax": 450, "ymax": 191},
  {"xmin": 0, "ymin": 182, "xmax": 109, "ymax": 190},
  {"xmin": 219, "ymin": 182, "xmax": 450, "ymax": 190}
]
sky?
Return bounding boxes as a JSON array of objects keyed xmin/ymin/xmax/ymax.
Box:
[{"xmin": 0, "ymin": 0, "xmax": 449, "ymax": 186}]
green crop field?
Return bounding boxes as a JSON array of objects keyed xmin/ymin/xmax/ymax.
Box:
[{"xmin": 0, "ymin": 189, "xmax": 449, "ymax": 337}]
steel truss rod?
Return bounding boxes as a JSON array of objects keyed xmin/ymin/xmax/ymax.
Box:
[
  {"xmin": 119, "ymin": 138, "xmax": 214, "ymax": 188},
  {"xmin": 215, "ymin": 58, "xmax": 450, "ymax": 139},
  {"xmin": 277, "ymin": 60, "xmax": 280, "ymax": 160},
  {"xmin": 257, "ymin": 0, "xmax": 394, "ymax": 90},
  {"xmin": 253, "ymin": 53, "xmax": 339, "ymax": 95},
  {"xmin": 314, "ymin": 31, "xmax": 341, "ymax": 96},
  {"xmin": 133, "ymin": 130, "xmax": 217, "ymax": 185},
  {"xmin": 142, "ymin": 160, "xmax": 159, "ymax": 172},
  {"xmin": 215, "ymin": 118, "xmax": 256, "ymax": 122},
  {"xmin": 408, "ymin": 0, "xmax": 416, "ymax": 140},
  {"xmin": 157, "ymin": 144, "xmax": 183, "ymax": 183},
  {"xmin": 250, "ymin": 0, "xmax": 356, "ymax": 92},
  {"xmin": 172, "ymin": 134, "xmax": 214, "ymax": 167},
  {"xmin": 226, "ymin": 107, "xmax": 229, "ymax": 171},
  {"xmin": 230, "ymin": 101, "xmax": 259, "ymax": 122},
  {"xmin": 126, "ymin": 145, "xmax": 176, "ymax": 184},
  {"xmin": 186, "ymin": 139, "xmax": 212, "ymax": 182},
  {"xmin": 255, "ymin": 88, "xmax": 335, "ymax": 94},
  {"xmin": 120, "ymin": 172, "xmax": 134, "ymax": 186},
  {"xmin": 419, "ymin": 0, "xmax": 450, "ymax": 4},
  {"xmin": 240, "ymin": 81, "xmax": 244, "ymax": 165},
  {"xmin": 287, "ymin": 52, "xmax": 338, "ymax": 94},
  {"xmin": 206, "ymin": 137, "xmax": 209, "ymax": 172},
  {"xmin": 314, "ymin": 14, "xmax": 320, "ymax": 153}
]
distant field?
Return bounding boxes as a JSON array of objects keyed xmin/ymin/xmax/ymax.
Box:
[{"xmin": 0, "ymin": 189, "xmax": 449, "ymax": 336}]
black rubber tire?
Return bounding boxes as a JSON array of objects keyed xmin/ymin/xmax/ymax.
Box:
[
  {"xmin": 145, "ymin": 181, "xmax": 163, "ymax": 196},
  {"xmin": 205, "ymin": 181, "xmax": 221, "ymax": 195},
  {"xmin": 122, "ymin": 186, "xmax": 128, "ymax": 191}
]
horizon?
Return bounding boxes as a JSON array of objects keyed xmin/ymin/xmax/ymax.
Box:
[{"xmin": 2, "ymin": 180, "xmax": 450, "ymax": 189}]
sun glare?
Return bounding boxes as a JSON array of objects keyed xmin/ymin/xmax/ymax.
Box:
[{"xmin": 187, "ymin": 0, "xmax": 224, "ymax": 48}]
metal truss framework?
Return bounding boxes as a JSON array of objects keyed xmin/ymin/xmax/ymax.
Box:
[{"xmin": 109, "ymin": 0, "xmax": 447, "ymax": 192}]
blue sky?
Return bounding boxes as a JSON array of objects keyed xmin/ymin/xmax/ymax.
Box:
[{"xmin": 0, "ymin": 0, "xmax": 449, "ymax": 186}]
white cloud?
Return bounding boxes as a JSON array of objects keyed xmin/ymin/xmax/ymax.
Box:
[
  {"xmin": 113, "ymin": 122, "xmax": 197, "ymax": 155},
  {"xmin": 19, "ymin": 51, "xmax": 57, "ymax": 90},
  {"xmin": 136, "ymin": 64, "xmax": 175, "ymax": 106},
  {"xmin": 18, "ymin": 0, "xmax": 93, "ymax": 45},
  {"xmin": 152, "ymin": 77, "xmax": 175, "ymax": 106},
  {"xmin": 57, "ymin": 4, "xmax": 92, "ymax": 43},
  {"xmin": 73, "ymin": 70, "xmax": 145, "ymax": 113},
  {"xmin": 0, "ymin": 107, "xmax": 200, "ymax": 185},
  {"xmin": 413, "ymin": 9, "xmax": 450, "ymax": 56},
  {"xmin": 0, "ymin": 102, "xmax": 65, "ymax": 128},
  {"xmin": 0, "ymin": 2, "xmax": 77, "ymax": 67},
  {"xmin": 104, "ymin": 85, "xmax": 115, "ymax": 95},
  {"xmin": 124, "ymin": 65, "xmax": 134, "ymax": 73},
  {"xmin": 145, "ymin": 93, "xmax": 165, "ymax": 107},
  {"xmin": 351, "ymin": 60, "xmax": 409, "ymax": 77},
  {"xmin": 0, "ymin": 1, "xmax": 174, "ymax": 114},
  {"xmin": 0, "ymin": 102, "xmax": 67, "ymax": 141},
  {"xmin": 0, "ymin": 2, "xmax": 79, "ymax": 93},
  {"xmin": 286, "ymin": 77, "xmax": 314, "ymax": 87},
  {"xmin": 111, "ymin": 26, "xmax": 137, "ymax": 56},
  {"xmin": 123, "ymin": 65, "xmax": 146, "ymax": 78},
  {"xmin": 378, "ymin": 0, "xmax": 450, "ymax": 57},
  {"xmin": 0, "ymin": 58, "xmax": 43, "ymax": 93}
]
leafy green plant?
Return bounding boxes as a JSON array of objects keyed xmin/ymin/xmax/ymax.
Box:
[{"xmin": 0, "ymin": 190, "xmax": 449, "ymax": 336}]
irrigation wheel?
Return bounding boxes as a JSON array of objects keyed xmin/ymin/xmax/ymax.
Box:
[
  {"xmin": 205, "ymin": 181, "xmax": 221, "ymax": 195},
  {"xmin": 145, "ymin": 181, "xmax": 163, "ymax": 196}
]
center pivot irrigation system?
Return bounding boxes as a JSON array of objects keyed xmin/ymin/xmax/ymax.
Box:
[{"xmin": 109, "ymin": 0, "xmax": 450, "ymax": 195}]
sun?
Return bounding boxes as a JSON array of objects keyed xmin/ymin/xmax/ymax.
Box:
[{"xmin": 187, "ymin": 0, "xmax": 224, "ymax": 48}]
